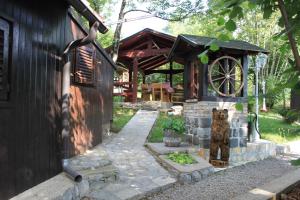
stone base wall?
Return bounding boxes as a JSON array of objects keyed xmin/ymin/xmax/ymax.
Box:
[
  {"xmin": 200, "ymin": 140, "xmax": 277, "ymax": 163},
  {"xmin": 184, "ymin": 101, "xmax": 248, "ymax": 149}
]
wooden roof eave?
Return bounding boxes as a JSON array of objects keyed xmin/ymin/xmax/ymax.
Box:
[
  {"xmin": 66, "ymin": 0, "xmax": 108, "ymax": 34},
  {"xmin": 106, "ymin": 28, "xmax": 176, "ymax": 52},
  {"xmin": 68, "ymin": 9, "xmax": 117, "ymax": 70}
]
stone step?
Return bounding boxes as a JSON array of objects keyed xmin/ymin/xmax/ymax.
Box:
[
  {"xmin": 68, "ymin": 145, "xmax": 120, "ymax": 191},
  {"xmin": 81, "ymin": 164, "xmax": 120, "ymax": 190}
]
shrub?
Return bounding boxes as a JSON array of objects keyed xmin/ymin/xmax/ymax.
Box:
[
  {"xmin": 278, "ymin": 108, "xmax": 299, "ymax": 124},
  {"xmin": 162, "ymin": 116, "xmax": 185, "ymax": 134}
]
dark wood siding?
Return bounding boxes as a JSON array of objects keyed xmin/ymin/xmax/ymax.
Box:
[
  {"xmin": 0, "ymin": 0, "xmax": 114, "ymax": 199},
  {"xmin": 67, "ymin": 16, "xmax": 113, "ymax": 156}
]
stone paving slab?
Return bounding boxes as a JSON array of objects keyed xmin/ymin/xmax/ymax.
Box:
[{"xmin": 87, "ymin": 110, "xmax": 177, "ymax": 200}]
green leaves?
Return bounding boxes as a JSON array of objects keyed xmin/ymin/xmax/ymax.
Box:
[
  {"xmin": 209, "ymin": 43, "xmax": 220, "ymax": 51},
  {"xmin": 263, "ymin": 6, "xmax": 273, "ymax": 19},
  {"xmin": 248, "ymin": 1, "xmax": 256, "ymax": 9},
  {"xmin": 229, "ymin": 6, "xmax": 243, "ymax": 19},
  {"xmin": 162, "ymin": 116, "xmax": 185, "ymax": 134},
  {"xmin": 219, "ymin": 33, "xmax": 230, "ymax": 41},
  {"xmin": 225, "ymin": 19, "xmax": 237, "ymax": 31},
  {"xmin": 199, "ymin": 53, "xmax": 209, "ymax": 64},
  {"xmin": 235, "ymin": 103, "xmax": 244, "ymax": 112},
  {"xmin": 217, "ymin": 17, "xmax": 225, "ymax": 26},
  {"xmin": 167, "ymin": 152, "xmax": 197, "ymax": 165}
]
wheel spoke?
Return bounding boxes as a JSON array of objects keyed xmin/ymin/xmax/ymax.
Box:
[
  {"xmin": 229, "ymin": 64, "xmax": 236, "ymax": 74},
  {"xmin": 217, "ymin": 78, "xmax": 226, "ymax": 89},
  {"xmin": 214, "ymin": 70, "xmax": 225, "ymax": 76},
  {"xmin": 217, "ymin": 61, "xmax": 226, "ymax": 74},
  {"xmin": 212, "ymin": 76, "xmax": 225, "ymax": 82}
]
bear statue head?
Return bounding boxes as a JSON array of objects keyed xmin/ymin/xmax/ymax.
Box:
[
  {"xmin": 212, "ymin": 108, "xmax": 228, "ymax": 120},
  {"xmin": 219, "ymin": 109, "xmax": 228, "ymax": 120}
]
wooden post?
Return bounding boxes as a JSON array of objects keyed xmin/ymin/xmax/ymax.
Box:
[
  {"xmin": 242, "ymin": 55, "xmax": 248, "ymax": 97},
  {"xmin": 129, "ymin": 67, "xmax": 132, "ymax": 89},
  {"xmin": 169, "ymin": 61, "xmax": 173, "ymax": 87},
  {"xmin": 132, "ymin": 58, "xmax": 138, "ymax": 103},
  {"xmin": 183, "ymin": 60, "xmax": 190, "ymax": 100},
  {"xmin": 142, "ymin": 75, "xmax": 146, "ymax": 84}
]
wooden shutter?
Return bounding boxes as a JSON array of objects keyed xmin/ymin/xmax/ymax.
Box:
[
  {"xmin": 74, "ymin": 46, "xmax": 95, "ymax": 86},
  {"xmin": 0, "ymin": 19, "xmax": 10, "ymax": 101}
]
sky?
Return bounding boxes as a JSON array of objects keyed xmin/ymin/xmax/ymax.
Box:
[{"xmin": 103, "ymin": 1, "xmax": 170, "ymax": 38}]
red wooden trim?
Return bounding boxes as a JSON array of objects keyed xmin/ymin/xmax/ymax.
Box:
[{"xmin": 119, "ymin": 48, "xmax": 170, "ymax": 58}]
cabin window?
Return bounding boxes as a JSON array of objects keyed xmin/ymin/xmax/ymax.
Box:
[
  {"xmin": 73, "ymin": 46, "xmax": 95, "ymax": 86},
  {"xmin": 0, "ymin": 18, "xmax": 10, "ymax": 101}
]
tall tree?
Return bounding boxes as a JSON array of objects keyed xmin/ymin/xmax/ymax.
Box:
[{"xmin": 109, "ymin": 0, "xmax": 205, "ymax": 63}]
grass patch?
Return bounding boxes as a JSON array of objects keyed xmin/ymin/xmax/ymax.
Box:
[
  {"xmin": 148, "ymin": 112, "xmax": 185, "ymax": 143},
  {"xmin": 148, "ymin": 112, "xmax": 168, "ymax": 142},
  {"xmin": 167, "ymin": 152, "xmax": 197, "ymax": 165},
  {"xmin": 291, "ymin": 159, "xmax": 300, "ymax": 166},
  {"xmin": 111, "ymin": 106, "xmax": 137, "ymax": 133},
  {"xmin": 259, "ymin": 111, "xmax": 300, "ymax": 144}
]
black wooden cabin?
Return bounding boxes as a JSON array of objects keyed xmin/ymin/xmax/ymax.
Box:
[{"xmin": 0, "ymin": 0, "xmax": 115, "ymax": 198}]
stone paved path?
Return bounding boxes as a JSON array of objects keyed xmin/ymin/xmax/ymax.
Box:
[{"xmin": 87, "ymin": 110, "xmax": 176, "ymax": 200}]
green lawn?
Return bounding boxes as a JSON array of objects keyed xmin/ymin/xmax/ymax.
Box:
[
  {"xmin": 147, "ymin": 112, "xmax": 168, "ymax": 143},
  {"xmin": 148, "ymin": 110, "xmax": 300, "ymax": 144},
  {"xmin": 259, "ymin": 111, "xmax": 300, "ymax": 144},
  {"xmin": 291, "ymin": 159, "xmax": 300, "ymax": 166},
  {"xmin": 111, "ymin": 106, "xmax": 137, "ymax": 133}
]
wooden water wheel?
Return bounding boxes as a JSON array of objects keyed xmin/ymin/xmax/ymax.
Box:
[{"xmin": 208, "ymin": 56, "xmax": 244, "ymax": 97}]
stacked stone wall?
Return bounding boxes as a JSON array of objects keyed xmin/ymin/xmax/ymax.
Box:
[{"xmin": 184, "ymin": 101, "xmax": 248, "ymax": 149}]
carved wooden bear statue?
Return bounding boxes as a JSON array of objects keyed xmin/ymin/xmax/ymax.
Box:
[{"xmin": 209, "ymin": 108, "xmax": 230, "ymax": 163}]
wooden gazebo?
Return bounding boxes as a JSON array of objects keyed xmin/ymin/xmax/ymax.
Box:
[
  {"xmin": 169, "ymin": 34, "xmax": 269, "ymax": 102},
  {"xmin": 111, "ymin": 28, "xmax": 183, "ymax": 103}
]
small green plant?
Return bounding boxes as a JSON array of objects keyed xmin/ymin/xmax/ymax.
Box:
[
  {"xmin": 167, "ymin": 152, "xmax": 197, "ymax": 165},
  {"xmin": 162, "ymin": 116, "xmax": 185, "ymax": 134},
  {"xmin": 291, "ymin": 159, "xmax": 300, "ymax": 166}
]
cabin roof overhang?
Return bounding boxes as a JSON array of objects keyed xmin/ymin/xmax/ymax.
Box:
[
  {"xmin": 169, "ymin": 34, "xmax": 269, "ymax": 60},
  {"xmin": 68, "ymin": 9, "xmax": 117, "ymax": 70},
  {"xmin": 66, "ymin": 0, "xmax": 108, "ymax": 34}
]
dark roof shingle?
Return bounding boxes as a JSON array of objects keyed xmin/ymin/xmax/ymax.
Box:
[{"xmin": 179, "ymin": 34, "xmax": 269, "ymax": 54}]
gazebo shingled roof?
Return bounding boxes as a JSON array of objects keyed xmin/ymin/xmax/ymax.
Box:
[{"xmin": 169, "ymin": 34, "xmax": 269, "ymax": 60}]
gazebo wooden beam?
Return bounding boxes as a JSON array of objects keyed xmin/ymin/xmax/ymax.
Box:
[
  {"xmin": 138, "ymin": 55, "xmax": 163, "ymax": 65},
  {"xmin": 139, "ymin": 57, "xmax": 166, "ymax": 70},
  {"xmin": 144, "ymin": 69, "xmax": 183, "ymax": 75},
  {"xmin": 119, "ymin": 48, "xmax": 170, "ymax": 58},
  {"xmin": 141, "ymin": 60, "xmax": 168, "ymax": 71}
]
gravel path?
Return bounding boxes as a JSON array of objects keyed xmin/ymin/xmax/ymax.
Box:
[{"xmin": 145, "ymin": 158, "xmax": 297, "ymax": 200}]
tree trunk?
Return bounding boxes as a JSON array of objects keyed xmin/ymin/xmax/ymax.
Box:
[
  {"xmin": 291, "ymin": 87, "xmax": 300, "ymax": 110},
  {"xmin": 277, "ymin": 0, "xmax": 300, "ymax": 71},
  {"xmin": 110, "ymin": 0, "xmax": 126, "ymax": 63}
]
